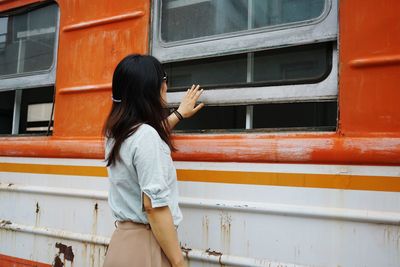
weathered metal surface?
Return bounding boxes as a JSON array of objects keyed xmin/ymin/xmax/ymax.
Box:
[{"xmin": 2, "ymin": 158, "xmax": 400, "ymax": 266}]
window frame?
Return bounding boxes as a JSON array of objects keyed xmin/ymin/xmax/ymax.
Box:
[
  {"xmin": 0, "ymin": 2, "xmax": 60, "ymax": 91},
  {"xmin": 167, "ymin": 44, "xmax": 337, "ymax": 106},
  {"xmin": 151, "ymin": 0, "xmax": 338, "ymax": 107},
  {"xmin": 0, "ymin": 2, "xmax": 59, "ymax": 136},
  {"xmin": 151, "ymin": 0, "xmax": 337, "ymax": 62}
]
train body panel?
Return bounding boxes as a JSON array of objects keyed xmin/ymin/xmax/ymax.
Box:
[{"xmin": 0, "ymin": 0, "xmax": 399, "ymax": 266}]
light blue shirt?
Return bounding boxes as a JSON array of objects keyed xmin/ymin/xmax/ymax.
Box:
[{"xmin": 105, "ymin": 124, "xmax": 182, "ymax": 226}]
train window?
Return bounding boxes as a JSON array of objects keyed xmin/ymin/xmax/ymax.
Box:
[
  {"xmin": 0, "ymin": 2, "xmax": 59, "ymax": 90},
  {"xmin": 0, "ymin": 87, "xmax": 54, "ymax": 135},
  {"xmin": 173, "ymin": 101, "xmax": 337, "ymax": 132},
  {"xmin": 0, "ymin": 2, "xmax": 58, "ymax": 136},
  {"xmin": 152, "ymin": 0, "xmax": 338, "ymax": 132},
  {"xmin": 164, "ymin": 43, "xmax": 331, "ymax": 91},
  {"xmin": 161, "ymin": 0, "xmax": 325, "ymax": 43},
  {"xmin": 152, "ymin": 0, "xmax": 337, "ymax": 62},
  {"xmin": 153, "ymin": 0, "xmax": 337, "ymax": 96}
]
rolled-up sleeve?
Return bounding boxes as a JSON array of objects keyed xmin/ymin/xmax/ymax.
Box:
[{"xmin": 133, "ymin": 128, "xmax": 170, "ymax": 210}]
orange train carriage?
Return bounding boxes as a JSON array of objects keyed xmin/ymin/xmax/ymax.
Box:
[{"xmin": 0, "ymin": 0, "xmax": 399, "ymax": 266}]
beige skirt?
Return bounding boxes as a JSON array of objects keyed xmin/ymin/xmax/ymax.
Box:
[{"xmin": 103, "ymin": 221, "xmax": 171, "ymax": 267}]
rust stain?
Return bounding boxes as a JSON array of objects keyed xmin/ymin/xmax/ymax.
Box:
[
  {"xmin": 205, "ymin": 248, "xmax": 222, "ymax": 257},
  {"xmin": 0, "ymin": 220, "xmax": 12, "ymax": 227},
  {"xmin": 220, "ymin": 212, "xmax": 232, "ymax": 254},
  {"xmin": 35, "ymin": 202, "xmax": 40, "ymax": 227},
  {"xmin": 53, "ymin": 242, "xmax": 74, "ymax": 267},
  {"xmin": 181, "ymin": 246, "xmax": 192, "ymax": 256},
  {"xmin": 202, "ymin": 215, "xmax": 209, "ymax": 248},
  {"xmin": 36, "ymin": 202, "xmax": 40, "ymax": 214},
  {"xmin": 92, "ymin": 202, "xmax": 98, "ymax": 235},
  {"xmin": 52, "ymin": 255, "xmax": 63, "ymax": 267},
  {"xmin": 205, "ymin": 249, "xmax": 224, "ymax": 265}
]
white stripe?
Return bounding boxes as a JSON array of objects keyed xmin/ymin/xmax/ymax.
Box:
[
  {"xmin": 174, "ymin": 161, "xmax": 400, "ymax": 177},
  {"xmin": 0, "ymin": 157, "xmax": 399, "ymax": 177}
]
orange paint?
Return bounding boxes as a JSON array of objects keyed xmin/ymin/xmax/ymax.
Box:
[
  {"xmin": 0, "ymin": 0, "xmax": 399, "ymax": 167},
  {"xmin": 0, "ymin": 254, "xmax": 51, "ymax": 267},
  {"xmin": 0, "ymin": 135, "xmax": 399, "ymax": 165},
  {"xmin": 339, "ymin": 0, "xmax": 400, "ymax": 136}
]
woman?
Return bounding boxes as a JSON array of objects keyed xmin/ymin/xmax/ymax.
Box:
[{"xmin": 102, "ymin": 54, "xmax": 204, "ymax": 267}]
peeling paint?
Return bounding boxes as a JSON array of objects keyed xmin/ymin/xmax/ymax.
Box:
[
  {"xmin": 53, "ymin": 242, "xmax": 74, "ymax": 267},
  {"xmin": 53, "ymin": 255, "xmax": 63, "ymax": 267}
]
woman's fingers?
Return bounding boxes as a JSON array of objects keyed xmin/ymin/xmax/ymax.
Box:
[
  {"xmin": 188, "ymin": 85, "xmax": 200, "ymax": 98},
  {"xmin": 188, "ymin": 84, "xmax": 196, "ymax": 96},
  {"xmin": 194, "ymin": 88, "xmax": 204, "ymax": 100},
  {"xmin": 193, "ymin": 102, "xmax": 205, "ymax": 113}
]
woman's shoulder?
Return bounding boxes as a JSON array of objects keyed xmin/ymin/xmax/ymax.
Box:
[
  {"xmin": 136, "ymin": 123, "xmax": 159, "ymax": 137},
  {"xmin": 127, "ymin": 123, "xmax": 160, "ymax": 144}
]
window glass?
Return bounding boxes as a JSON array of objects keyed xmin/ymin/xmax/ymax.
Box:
[
  {"xmin": 164, "ymin": 53, "xmax": 248, "ymax": 89},
  {"xmin": 164, "ymin": 43, "xmax": 331, "ymax": 90},
  {"xmin": 173, "ymin": 105, "xmax": 246, "ymax": 131},
  {"xmin": 19, "ymin": 86, "xmax": 54, "ymax": 134},
  {"xmin": 252, "ymin": 101, "xmax": 337, "ymax": 129},
  {"xmin": 253, "ymin": 43, "xmax": 329, "ymax": 83},
  {"xmin": 0, "ymin": 4, "xmax": 58, "ymax": 77},
  {"xmin": 0, "ymin": 87, "xmax": 54, "ymax": 135},
  {"xmin": 0, "ymin": 90, "xmax": 15, "ymax": 134},
  {"xmin": 161, "ymin": 0, "xmax": 325, "ymax": 42},
  {"xmin": 173, "ymin": 101, "xmax": 337, "ymax": 132}
]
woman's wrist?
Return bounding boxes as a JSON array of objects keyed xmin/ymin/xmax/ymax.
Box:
[{"xmin": 173, "ymin": 109, "xmax": 184, "ymax": 121}]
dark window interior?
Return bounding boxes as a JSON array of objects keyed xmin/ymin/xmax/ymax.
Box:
[
  {"xmin": 0, "ymin": 90, "xmax": 15, "ymax": 134},
  {"xmin": 173, "ymin": 101, "xmax": 337, "ymax": 132},
  {"xmin": 19, "ymin": 86, "xmax": 54, "ymax": 134},
  {"xmin": 0, "ymin": 86, "xmax": 54, "ymax": 136}
]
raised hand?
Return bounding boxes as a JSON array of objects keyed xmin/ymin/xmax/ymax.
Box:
[{"xmin": 176, "ymin": 84, "xmax": 205, "ymax": 119}]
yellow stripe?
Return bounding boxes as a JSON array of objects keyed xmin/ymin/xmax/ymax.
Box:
[
  {"xmin": 177, "ymin": 169, "xmax": 400, "ymax": 192},
  {"xmin": 1, "ymin": 163, "xmax": 399, "ymax": 192},
  {"xmin": 0, "ymin": 163, "xmax": 108, "ymax": 177}
]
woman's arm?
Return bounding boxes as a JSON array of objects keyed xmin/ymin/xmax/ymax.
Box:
[
  {"xmin": 167, "ymin": 85, "xmax": 204, "ymax": 130},
  {"xmin": 143, "ymin": 194, "xmax": 186, "ymax": 267}
]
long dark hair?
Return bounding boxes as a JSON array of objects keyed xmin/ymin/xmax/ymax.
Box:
[{"xmin": 102, "ymin": 54, "xmax": 175, "ymax": 167}]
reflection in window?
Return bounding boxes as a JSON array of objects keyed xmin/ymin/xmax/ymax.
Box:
[
  {"xmin": 0, "ymin": 4, "xmax": 58, "ymax": 77},
  {"xmin": 163, "ymin": 43, "xmax": 331, "ymax": 90},
  {"xmin": 161, "ymin": 0, "xmax": 325, "ymax": 42}
]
